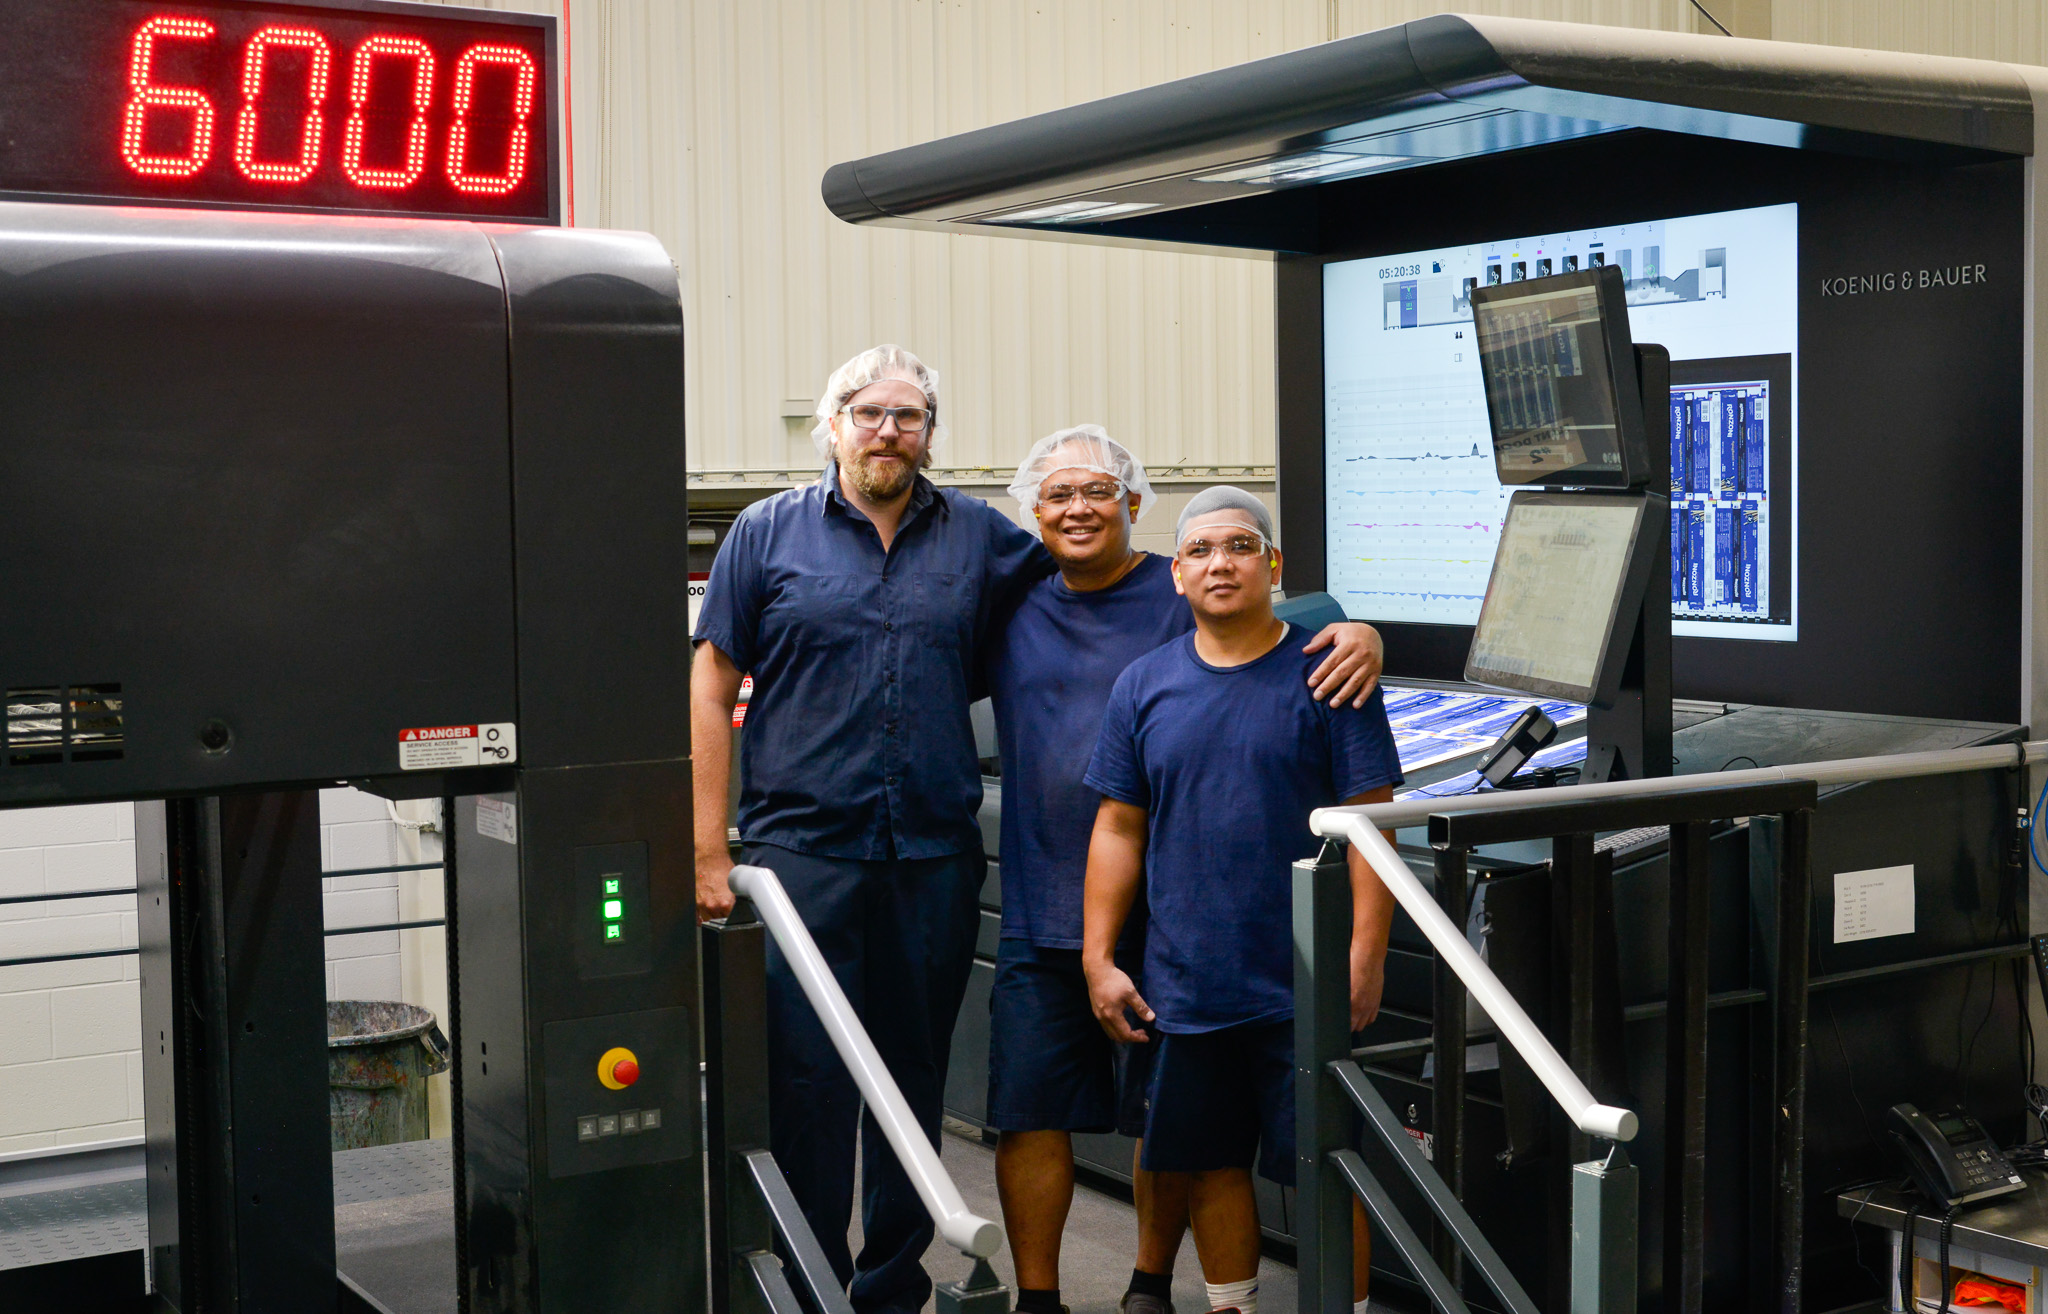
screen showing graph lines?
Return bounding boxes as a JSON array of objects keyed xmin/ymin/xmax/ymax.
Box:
[{"xmin": 1324, "ymin": 203, "xmax": 1799, "ymax": 640}]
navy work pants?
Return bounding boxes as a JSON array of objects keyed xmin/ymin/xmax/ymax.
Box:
[{"xmin": 747, "ymin": 842, "xmax": 984, "ymax": 1314}]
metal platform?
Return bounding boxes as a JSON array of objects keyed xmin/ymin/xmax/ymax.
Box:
[{"xmin": 0, "ymin": 1139, "xmax": 456, "ymax": 1313}]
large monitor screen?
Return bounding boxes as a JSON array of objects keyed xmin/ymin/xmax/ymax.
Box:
[{"xmin": 1324, "ymin": 203, "xmax": 1797, "ymax": 640}]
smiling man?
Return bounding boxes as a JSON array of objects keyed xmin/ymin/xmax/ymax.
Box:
[
  {"xmin": 1080, "ymin": 488, "xmax": 1402, "ymax": 1314},
  {"xmin": 984, "ymin": 438, "xmax": 1384, "ymax": 1314}
]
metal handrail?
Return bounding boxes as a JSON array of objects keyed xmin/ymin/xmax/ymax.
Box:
[
  {"xmin": 1309, "ymin": 736, "xmax": 2044, "ymax": 1142},
  {"xmin": 1314, "ymin": 739, "xmax": 2041, "ymax": 834},
  {"xmin": 1313, "ymin": 811, "xmax": 1638, "ymax": 1141},
  {"xmin": 728, "ymin": 864, "xmax": 1005, "ymax": 1260}
]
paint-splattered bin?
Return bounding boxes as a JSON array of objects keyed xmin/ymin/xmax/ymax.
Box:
[{"xmin": 328, "ymin": 1001, "xmax": 451, "ymax": 1150}]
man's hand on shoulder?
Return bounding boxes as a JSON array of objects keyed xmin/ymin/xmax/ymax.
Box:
[{"xmin": 1302, "ymin": 621, "xmax": 1384, "ymax": 708}]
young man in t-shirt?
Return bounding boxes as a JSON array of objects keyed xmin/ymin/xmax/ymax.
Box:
[
  {"xmin": 984, "ymin": 432, "xmax": 1384, "ymax": 1314},
  {"xmin": 1080, "ymin": 488, "xmax": 1403, "ymax": 1314}
]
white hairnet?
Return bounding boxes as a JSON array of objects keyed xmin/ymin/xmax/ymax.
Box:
[
  {"xmin": 1006, "ymin": 424, "xmax": 1156, "ymax": 523},
  {"xmin": 1177, "ymin": 485, "xmax": 1275, "ymax": 545},
  {"xmin": 811, "ymin": 344, "xmax": 945, "ymax": 459}
]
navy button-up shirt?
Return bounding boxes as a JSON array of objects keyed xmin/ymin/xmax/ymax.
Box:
[{"xmin": 694, "ymin": 467, "xmax": 1051, "ymax": 860}]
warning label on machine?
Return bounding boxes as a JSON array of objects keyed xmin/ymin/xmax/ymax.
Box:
[
  {"xmin": 476, "ymin": 797, "xmax": 517, "ymax": 845},
  {"xmin": 399, "ymin": 723, "xmax": 518, "ymax": 771}
]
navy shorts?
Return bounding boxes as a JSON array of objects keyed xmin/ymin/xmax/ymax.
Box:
[
  {"xmin": 1139, "ymin": 1018, "xmax": 1296, "ymax": 1185},
  {"xmin": 988, "ymin": 939, "xmax": 1153, "ymax": 1137}
]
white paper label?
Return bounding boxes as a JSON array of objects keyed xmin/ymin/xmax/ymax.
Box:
[
  {"xmin": 476, "ymin": 797, "xmax": 517, "ymax": 845},
  {"xmin": 1833, "ymin": 864, "xmax": 1915, "ymax": 943},
  {"xmin": 688, "ymin": 573, "xmax": 709, "ymax": 634},
  {"xmin": 398, "ymin": 722, "xmax": 518, "ymax": 771}
]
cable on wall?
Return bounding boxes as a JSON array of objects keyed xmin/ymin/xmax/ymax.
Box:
[{"xmin": 1689, "ymin": 0, "xmax": 1734, "ymax": 36}]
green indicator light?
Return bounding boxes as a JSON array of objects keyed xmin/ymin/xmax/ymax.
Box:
[
  {"xmin": 604, "ymin": 924, "xmax": 622, "ymax": 941},
  {"xmin": 603, "ymin": 899, "xmax": 624, "ymax": 920},
  {"xmin": 603, "ymin": 877, "xmax": 621, "ymax": 895}
]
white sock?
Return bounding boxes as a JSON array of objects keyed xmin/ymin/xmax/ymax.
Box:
[
  {"xmin": 1354, "ymin": 1300, "xmax": 1371, "ymax": 1314},
  {"xmin": 1205, "ymin": 1277, "xmax": 1257, "ymax": 1314}
]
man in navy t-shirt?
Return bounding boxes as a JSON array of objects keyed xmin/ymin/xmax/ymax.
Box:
[
  {"xmin": 1082, "ymin": 488, "xmax": 1403, "ymax": 1314},
  {"xmin": 984, "ymin": 430, "xmax": 1384, "ymax": 1314}
]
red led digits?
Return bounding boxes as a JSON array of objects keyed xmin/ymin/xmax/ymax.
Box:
[
  {"xmin": 341, "ymin": 36, "xmax": 436, "ymax": 189},
  {"xmin": 121, "ymin": 17, "xmax": 218, "ymax": 179},
  {"xmin": 446, "ymin": 44, "xmax": 537, "ymax": 195},
  {"xmin": 110, "ymin": 13, "xmax": 544, "ymax": 209},
  {"xmin": 233, "ymin": 26, "xmax": 333, "ymax": 184}
]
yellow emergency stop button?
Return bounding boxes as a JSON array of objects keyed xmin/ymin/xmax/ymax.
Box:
[{"xmin": 598, "ymin": 1046, "xmax": 640, "ymax": 1090}]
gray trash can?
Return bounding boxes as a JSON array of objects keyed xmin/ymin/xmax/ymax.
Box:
[{"xmin": 328, "ymin": 1001, "xmax": 451, "ymax": 1150}]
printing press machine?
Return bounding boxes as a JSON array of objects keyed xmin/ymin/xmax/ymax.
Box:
[{"xmin": 937, "ymin": 684, "xmax": 2029, "ymax": 1303}]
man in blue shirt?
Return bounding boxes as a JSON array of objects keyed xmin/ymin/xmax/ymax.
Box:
[
  {"xmin": 985, "ymin": 436, "xmax": 1384, "ymax": 1314},
  {"xmin": 1081, "ymin": 488, "xmax": 1403, "ymax": 1314},
  {"xmin": 691, "ymin": 346, "xmax": 1051, "ymax": 1314}
]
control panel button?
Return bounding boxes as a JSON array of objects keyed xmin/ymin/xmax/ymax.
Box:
[
  {"xmin": 641, "ymin": 1108, "xmax": 661, "ymax": 1130},
  {"xmin": 598, "ymin": 1046, "xmax": 641, "ymax": 1090},
  {"xmin": 577, "ymin": 1117, "xmax": 599, "ymax": 1143},
  {"xmin": 597, "ymin": 1115, "xmax": 619, "ymax": 1137}
]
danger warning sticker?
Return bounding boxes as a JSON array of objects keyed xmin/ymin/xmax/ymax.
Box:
[{"xmin": 399, "ymin": 723, "xmax": 518, "ymax": 772}]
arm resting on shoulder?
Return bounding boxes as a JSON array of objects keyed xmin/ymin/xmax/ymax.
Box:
[
  {"xmin": 691, "ymin": 640, "xmax": 745, "ymax": 922},
  {"xmin": 1081, "ymin": 796, "xmax": 1154, "ymax": 1044},
  {"xmin": 1301, "ymin": 622, "xmax": 1384, "ymax": 708}
]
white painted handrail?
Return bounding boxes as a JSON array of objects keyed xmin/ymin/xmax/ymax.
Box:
[
  {"xmin": 729, "ymin": 863, "xmax": 1004, "ymax": 1260},
  {"xmin": 1310, "ymin": 738, "xmax": 2047, "ymax": 1143},
  {"xmin": 1320, "ymin": 811, "xmax": 1639, "ymax": 1142}
]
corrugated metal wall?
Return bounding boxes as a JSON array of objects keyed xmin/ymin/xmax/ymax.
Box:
[
  {"xmin": 436, "ymin": 0, "xmax": 2043, "ymax": 475},
  {"xmin": 1773, "ymin": 2, "xmax": 2044, "ymax": 61}
]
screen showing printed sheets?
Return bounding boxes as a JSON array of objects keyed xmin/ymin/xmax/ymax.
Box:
[{"xmin": 1323, "ymin": 203, "xmax": 1798, "ymax": 640}]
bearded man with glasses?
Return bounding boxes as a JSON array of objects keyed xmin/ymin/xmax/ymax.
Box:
[
  {"xmin": 692, "ymin": 345, "xmax": 1053, "ymax": 1314},
  {"xmin": 983, "ymin": 433, "xmax": 1383, "ymax": 1314}
]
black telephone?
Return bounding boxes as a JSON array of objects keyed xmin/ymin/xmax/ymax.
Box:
[{"xmin": 1886, "ymin": 1103, "xmax": 2027, "ymax": 1208}]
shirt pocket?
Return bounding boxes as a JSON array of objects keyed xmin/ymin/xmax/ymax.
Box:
[
  {"xmin": 766, "ymin": 573, "xmax": 871, "ymax": 653},
  {"xmin": 913, "ymin": 572, "xmax": 974, "ymax": 649}
]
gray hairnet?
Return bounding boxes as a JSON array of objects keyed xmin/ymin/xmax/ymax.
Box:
[
  {"xmin": 811, "ymin": 344, "xmax": 945, "ymax": 459},
  {"xmin": 1006, "ymin": 424, "xmax": 1156, "ymax": 524},
  {"xmin": 1176, "ymin": 485, "xmax": 1275, "ymax": 545}
]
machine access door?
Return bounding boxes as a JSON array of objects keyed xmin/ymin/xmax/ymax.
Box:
[{"xmin": 0, "ymin": 201, "xmax": 519, "ymax": 805}]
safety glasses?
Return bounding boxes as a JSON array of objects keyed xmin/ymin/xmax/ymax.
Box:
[{"xmin": 842, "ymin": 403, "xmax": 932, "ymax": 433}]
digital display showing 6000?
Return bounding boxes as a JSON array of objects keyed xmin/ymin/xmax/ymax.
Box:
[{"xmin": 0, "ymin": 0, "xmax": 558, "ymax": 222}]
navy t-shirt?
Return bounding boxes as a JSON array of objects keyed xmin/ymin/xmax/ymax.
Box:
[
  {"xmin": 1084, "ymin": 625, "xmax": 1404, "ymax": 1033},
  {"xmin": 983, "ymin": 553, "xmax": 1192, "ymax": 947}
]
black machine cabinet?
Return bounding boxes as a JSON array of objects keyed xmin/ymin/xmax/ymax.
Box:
[{"xmin": 0, "ymin": 200, "xmax": 695, "ymax": 1312}]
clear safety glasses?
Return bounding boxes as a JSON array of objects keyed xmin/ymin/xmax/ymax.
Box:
[
  {"xmin": 1038, "ymin": 479, "xmax": 1127, "ymax": 510},
  {"xmin": 842, "ymin": 403, "xmax": 932, "ymax": 433},
  {"xmin": 1176, "ymin": 532, "xmax": 1270, "ymax": 563}
]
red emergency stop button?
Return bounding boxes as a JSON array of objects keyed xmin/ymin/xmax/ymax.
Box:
[{"xmin": 598, "ymin": 1046, "xmax": 640, "ymax": 1090}]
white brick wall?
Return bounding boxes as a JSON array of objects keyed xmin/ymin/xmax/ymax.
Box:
[{"xmin": 0, "ymin": 790, "xmax": 449, "ymax": 1155}]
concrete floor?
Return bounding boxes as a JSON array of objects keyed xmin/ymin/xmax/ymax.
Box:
[
  {"xmin": 330, "ymin": 1124, "xmax": 1305, "ymax": 1314},
  {"xmin": 858, "ymin": 1126, "xmax": 1303, "ymax": 1314}
]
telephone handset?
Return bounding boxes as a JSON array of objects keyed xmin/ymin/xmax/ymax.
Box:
[{"xmin": 1886, "ymin": 1103, "xmax": 2026, "ymax": 1208}]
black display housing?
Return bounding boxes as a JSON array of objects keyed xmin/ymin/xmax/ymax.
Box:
[
  {"xmin": 0, "ymin": 0, "xmax": 560, "ymax": 223},
  {"xmin": 1469, "ymin": 264, "xmax": 1648, "ymax": 490}
]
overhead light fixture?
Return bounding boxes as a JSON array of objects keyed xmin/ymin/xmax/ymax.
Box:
[
  {"xmin": 989, "ymin": 199, "xmax": 1161, "ymax": 225},
  {"xmin": 1196, "ymin": 152, "xmax": 1410, "ymax": 185}
]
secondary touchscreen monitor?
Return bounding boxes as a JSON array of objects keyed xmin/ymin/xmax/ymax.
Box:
[
  {"xmin": 1465, "ymin": 490, "xmax": 1657, "ymax": 705},
  {"xmin": 1470, "ymin": 265, "xmax": 1645, "ymax": 488}
]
